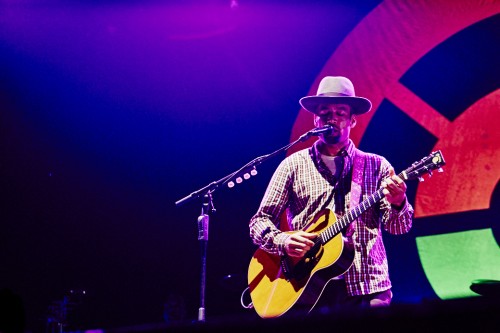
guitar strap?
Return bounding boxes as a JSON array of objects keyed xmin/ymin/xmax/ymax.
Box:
[{"xmin": 346, "ymin": 149, "xmax": 366, "ymax": 237}]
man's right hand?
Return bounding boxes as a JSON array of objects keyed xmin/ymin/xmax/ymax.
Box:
[{"xmin": 284, "ymin": 231, "xmax": 317, "ymax": 258}]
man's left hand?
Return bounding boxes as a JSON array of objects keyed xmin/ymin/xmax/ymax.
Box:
[{"xmin": 382, "ymin": 168, "xmax": 407, "ymax": 207}]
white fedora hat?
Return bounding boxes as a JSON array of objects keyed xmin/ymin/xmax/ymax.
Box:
[{"xmin": 299, "ymin": 76, "xmax": 372, "ymax": 115}]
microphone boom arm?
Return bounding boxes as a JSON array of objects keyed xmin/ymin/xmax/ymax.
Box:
[{"xmin": 174, "ymin": 126, "xmax": 328, "ymax": 207}]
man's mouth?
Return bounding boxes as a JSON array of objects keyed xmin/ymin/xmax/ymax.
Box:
[{"xmin": 326, "ymin": 123, "xmax": 339, "ymax": 131}]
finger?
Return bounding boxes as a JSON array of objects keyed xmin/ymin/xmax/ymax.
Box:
[
  {"xmin": 288, "ymin": 239, "xmax": 303, "ymax": 248},
  {"xmin": 391, "ymin": 177, "xmax": 407, "ymax": 192},
  {"xmin": 296, "ymin": 231, "xmax": 317, "ymax": 244},
  {"xmin": 382, "ymin": 178, "xmax": 393, "ymax": 188},
  {"xmin": 295, "ymin": 236, "xmax": 315, "ymax": 246},
  {"xmin": 290, "ymin": 251, "xmax": 304, "ymax": 258},
  {"xmin": 383, "ymin": 187, "xmax": 398, "ymax": 198},
  {"xmin": 287, "ymin": 244, "xmax": 306, "ymax": 257},
  {"xmin": 297, "ymin": 231, "xmax": 317, "ymax": 239},
  {"xmin": 385, "ymin": 177, "xmax": 403, "ymax": 192},
  {"xmin": 391, "ymin": 175, "xmax": 404, "ymax": 185},
  {"xmin": 292, "ymin": 241, "xmax": 311, "ymax": 252},
  {"xmin": 289, "ymin": 237, "xmax": 308, "ymax": 248}
]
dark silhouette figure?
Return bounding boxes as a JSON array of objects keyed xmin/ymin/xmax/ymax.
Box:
[{"xmin": 0, "ymin": 288, "xmax": 25, "ymax": 333}]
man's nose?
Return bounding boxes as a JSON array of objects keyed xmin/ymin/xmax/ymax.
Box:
[
  {"xmin": 320, "ymin": 112, "xmax": 334, "ymax": 121},
  {"xmin": 324, "ymin": 116, "xmax": 338, "ymax": 125}
]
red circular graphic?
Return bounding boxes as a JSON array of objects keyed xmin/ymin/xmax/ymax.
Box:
[{"xmin": 289, "ymin": 0, "xmax": 500, "ymax": 218}]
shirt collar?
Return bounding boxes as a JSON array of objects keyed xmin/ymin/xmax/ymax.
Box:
[{"xmin": 309, "ymin": 139, "xmax": 356, "ymax": 184}]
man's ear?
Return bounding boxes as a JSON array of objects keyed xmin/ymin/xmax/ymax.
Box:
[
  {"xmin": 314, "ymin": 115, "xmax": 320, "ymax": 128},
  {"xmin": 350, "ymin": 115, "xmax": 357, "ymax": 128}
]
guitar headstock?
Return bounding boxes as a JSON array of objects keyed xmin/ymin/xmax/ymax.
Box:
[{"xmin": 402, "ymin": 150, "xmax": 445, "ymax": 182}]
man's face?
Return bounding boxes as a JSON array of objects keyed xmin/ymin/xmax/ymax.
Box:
[{"xmin": 314, "ymin": 103, "xmax": 355, "ymax": 144}]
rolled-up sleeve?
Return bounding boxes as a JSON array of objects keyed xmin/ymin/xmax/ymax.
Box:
[
  {"xmin": 378, "ymin": 159, "xmax": 414, "ymax": 235},
  {"xmin": 249, "ymin": 160, "xmax": 292, "ymax": 255},
  {"xmin": 383, "ymin": 198, "xmax": 414, "ymax": 234}
]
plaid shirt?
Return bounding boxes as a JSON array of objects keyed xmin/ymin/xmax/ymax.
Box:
[{"xmin": 249, "ymin": 139, "xmax": 414, "ymax": 296}]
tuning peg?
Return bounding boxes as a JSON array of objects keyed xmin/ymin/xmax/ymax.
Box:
[
  {"xmin": 418, "ymin": 177, "xmax": 424, "ymax": 182},
  {"xmin": 438, "ymin": 168, "xmax": 444, "ymax": 173},
  {"xmin": 428, "ymin": 170, "xmax": 433, "ymax": 177}
]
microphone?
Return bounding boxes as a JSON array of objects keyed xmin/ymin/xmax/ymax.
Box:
[{"xmin": 308, "ymin": 125, "xmax": 333, "ymax": 136}]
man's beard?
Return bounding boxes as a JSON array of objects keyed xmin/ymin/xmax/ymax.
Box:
[{"xmin": 323, "ymin": 133, "xmax": 341, "ymax": 144}]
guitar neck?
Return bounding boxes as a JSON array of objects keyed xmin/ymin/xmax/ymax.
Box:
[{"xmin": 319, "ymin": 170, "xmax": 406, "ymax": 244}]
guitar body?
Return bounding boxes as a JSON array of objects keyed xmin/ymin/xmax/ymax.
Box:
[{"xmin": 247, "ymin": 209, "xmax": 355, "ymax": 318}]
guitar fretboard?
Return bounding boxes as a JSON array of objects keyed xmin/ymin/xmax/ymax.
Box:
[
  {"xmin": 319, "ymin": 170, "xmax": 406, "ymax": 244},
  {"xmin": 312, "ymin": 149, "xmax": 444, "ymax": 246},
  {"xmin": 318, "ymin": 188, "xmax": 383, "ymax": 244}
]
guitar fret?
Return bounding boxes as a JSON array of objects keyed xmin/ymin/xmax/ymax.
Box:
[{"xmin": 324, "ymin": 229, "xmax": 331, "ymax": 241}]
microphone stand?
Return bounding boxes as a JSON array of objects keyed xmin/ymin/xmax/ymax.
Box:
[{"xmin": 174, "ymin": 127, "xmax": 323, "ymax": 323}]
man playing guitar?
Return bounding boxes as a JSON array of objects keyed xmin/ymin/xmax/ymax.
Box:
[{"xmin": 248, "ymin": 76, "xmax": 414, "ymax": 316}]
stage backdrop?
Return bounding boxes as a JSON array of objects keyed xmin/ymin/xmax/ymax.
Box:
[{"xmin": 0, "ymin": 1, "xmax": 498, "ymax": 332}]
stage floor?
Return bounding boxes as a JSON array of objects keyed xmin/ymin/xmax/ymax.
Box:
[{"xmin": 97, "ymin": 297, "xmax": 499, "ymax": 333}]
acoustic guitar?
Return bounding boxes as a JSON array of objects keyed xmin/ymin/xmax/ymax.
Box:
[{"xmin": 247, "ymin": 150, "xmax": 445, "ymax": 318}]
